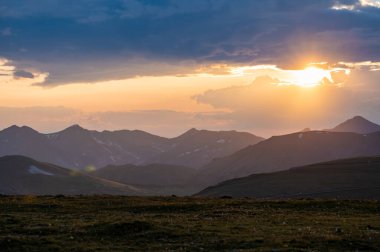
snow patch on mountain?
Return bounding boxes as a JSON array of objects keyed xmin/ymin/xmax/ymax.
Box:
[{"xmin": 28, "ymin": 165, "xmax": 54, "ymax": 176}]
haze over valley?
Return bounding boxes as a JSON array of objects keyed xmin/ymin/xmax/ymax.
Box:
[{"xmin": 1, "ymin": 116, "xmax": 380, "ymax": 197}]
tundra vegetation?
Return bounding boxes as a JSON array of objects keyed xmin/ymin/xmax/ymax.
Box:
[{"xmin": 1, "ymin": 196, "xmax": 379, "ymax": 251}]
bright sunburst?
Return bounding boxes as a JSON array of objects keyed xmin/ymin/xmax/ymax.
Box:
[{"xmin": 293, "ymin": 67, "xmax": 331, "ymax": 87}]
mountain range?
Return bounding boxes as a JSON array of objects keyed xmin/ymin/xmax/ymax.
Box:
[
  {"xmin": 196, "ymin": 130, "xmax": 380, "ymax": 186},
  {"xmin": 192, "ymin": 114, "xmax": 380, "ymax": 186},
  {"xmin": 0, "ymin": 115, "xmax": 380, "ymax": 197},
  {"xmin": 0, "ymin": 125, "xmax": 263, "ymax": 170}
]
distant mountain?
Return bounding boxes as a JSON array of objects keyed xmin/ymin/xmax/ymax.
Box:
[
  {"xmin": 46, "ymin": 125, "xmax": 169, "ymax": 169},
  {"xmin": 0, "ymin": 155, "xmax": 145, "ymax": 195},
  {"xmin": 0, "ymin": 125, "xmax": 263, "ymax": 170},
  {"xmin": 196, "ymin": 156, "xmax": 380, "ymax": 199},
  {"xmin": 93, "ymin": 163, "xmax": 199, "ymax": 195},
  {"xmin": 329, "ymin": 116, "xmax": 380, "ymax": 134},
  {"xmin": 146, "ymin": 128, "xmax": 264, "ymax": 168},
  {"xmin": 195, "ymin": 131, "xmax": 380, "ymax": 186}
]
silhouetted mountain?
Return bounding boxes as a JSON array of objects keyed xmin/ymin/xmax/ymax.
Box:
[
  {"xmin": 196, "ymin": 131, "xmax": 380, "ymax": 186},
  {"xmin": 94, "ymin": 163, "xmax": 198, "ymax": 195},
  {"xmin": 0, "ymin": 156, "xmax": 145, "ymax": 195},
  {"xmin": 47, "ymin": 125, "xmax": 169, "ymax": 169},
  {"xmin": 0, "ymin": 125, "xmax": 167, "ymax": 170},
  {"xmin": 329, "ymin": 116, "xmax": 380, "ymax": 134},
  {"xmin": 196, "ymin": 156, "xmax": 380, "ymax": 199},
  {"xmin": 0, "ymin": 125, "xmax": 263, "ymax": 170},
  {"xmin": 301, "ymin": 128, "xmax": 311, "ymax": 132},
  {"xmin": 146, "ymin": 128, "xmax": 264, "ymax": 168},
  {"xmin": 0, "ymin": 125, "xmax": 63, "ymax": 163}
]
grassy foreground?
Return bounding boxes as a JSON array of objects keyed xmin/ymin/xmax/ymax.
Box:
[{"xmin": 0, "ymin": 196, "xmax": 379, "ymax": 251}]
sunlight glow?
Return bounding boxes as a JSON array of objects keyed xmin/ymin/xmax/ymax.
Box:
[
  {"xmin": 292, "ymin": 67, "xmax": 331, "ymax": 87},
  {"xmin": 194, "ymin": 64, "xmax": 336, "ymax": 87}
]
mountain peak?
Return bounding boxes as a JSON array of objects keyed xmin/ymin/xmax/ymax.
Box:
[
  {"xmin": 350, "ymin": 115, "xmax": 366, "ymax": 121},
  {"xmin": 60, "ymin": 124, "xmax": 87, "ymax": 134},
  {"xmin": 181, "ymin": 128, "xmax": 199, "ymax": 136},
  {"xmin": 2, "ymin": 125, "xmax": 38, "ymax": 134},
  {"xmin": 3, "ymin": 125, "xmax": 20, "ymax": 130},
  {"xmin": 66, "ymin": 124, "xmax": 85, "ymax": 130},
  {"xmin": 331, "ymin": 116, "xmax": 380, "ymax": 134}
]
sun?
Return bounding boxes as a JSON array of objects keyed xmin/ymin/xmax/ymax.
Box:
[{"xmin": 293, "ymin": 67, "xmax": 331, "ymax": 87}]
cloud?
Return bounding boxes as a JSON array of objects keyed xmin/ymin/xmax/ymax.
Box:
[
  {"xmin": 0, "ymin": 57, "xmax": 47, "ymax": 84},
  {"xmin": 332, "ymin": 0, "xmax": 380, "ymax": 10},
  {"xmin": 0, "ymin": 0, "xmax": 379, "ymax": 85},
  {"xmin": 194, "ymin": 69, "xmax": 380, "ymax": 132},
  {"xmin": 1, "ymin": 64, "xmax": 380, "ymax": 137},
  {"xmin": 335, "ymin": 61, "xmax": 380, "ymax": 71},
  {"xmin": 13, "ymin": 69, "xmax": 34, "ymax": 78}
]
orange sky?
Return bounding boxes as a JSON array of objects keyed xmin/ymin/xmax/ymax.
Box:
[
  {"xmin": 0, "ymin": 63, "xmax": 336, "ymax": 112},
  {"xmin": 1, "ymin": 60, "xmax": 380, "ymax": 137}
]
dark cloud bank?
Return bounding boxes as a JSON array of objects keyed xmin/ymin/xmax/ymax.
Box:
[{"xmin": 0, "ymin": 0, "xmax": 379, "ymax": 85}]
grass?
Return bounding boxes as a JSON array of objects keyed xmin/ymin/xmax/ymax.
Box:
[{"xmin": 0, "ymin": 196, "xmax": 379, "ymax": 251}]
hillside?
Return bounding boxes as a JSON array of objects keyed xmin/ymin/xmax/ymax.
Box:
[
  {"xmin": 196, "ymin": 131, "xmax": 380, "ymax": 186},
  {"xmin": 93, "ymin": 163, "xmax": 198, "ymax": 195},
  {"xmin": 0, "ymin": 155, "xmax": 145, "ymax": 195},
  {"xmin": 196, "ymin": 156, "xmax": 380, "ymax": 199}
]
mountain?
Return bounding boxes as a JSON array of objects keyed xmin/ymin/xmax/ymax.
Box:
[
  {"xmin": 93, "ymin": 163, "xmax": 198, "ymax": 195},
  {"xmin": 146, "ymin": 128, "xmax": 264, "ymax": 168},
  {"xmin": 0, "ymin": 125, "xmax": 167, "ymax": 170},
  {"xmin": 329, "ymin": 116, "xmax": 380, "ymax": 134},
  {"xmin": 196, "ymin": 156, "xmax": 380, "ymax": 199},
  {"xmin": 0, "ymin": 155, "xmax": 145, "ymax": 195},
  {"xmin": 0, "ymin": 125, "xmax": 263, "ymax": 170},
  {"xmin": 45, "ymin": 125, "xmax": 169, "ymax": 169},
  {"xmin": 195, "ymin": 131, "xmax": 380, "ymax": 186}
]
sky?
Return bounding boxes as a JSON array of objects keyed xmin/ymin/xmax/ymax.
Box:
[{"xmin": 1, "ymin": 0, "xmax": 380, "ymax": 137}]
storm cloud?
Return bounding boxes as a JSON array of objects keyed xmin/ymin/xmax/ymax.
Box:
[
  {"xmin": 1, "ymin": 0, "xmax": 380, "ymax": 85},
  {"xmin": 13, "ymin": 70, "xmax": 34, "ymax": 79}
]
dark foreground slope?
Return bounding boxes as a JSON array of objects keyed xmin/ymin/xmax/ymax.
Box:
[
  {"xmin": 93, "ymin": 163, "xmax": 198, "ymax": 195},
  {"xmin": 0, "ymin": 196, "xmax": 379, "ymax": 251},
  {"xmin": 196, "ymin": 131, "xmax": 380, "ymax": 186},
  {"xmin": 0, "ymin": 156, "xmax": 145, "ymax": 195},
  {"xmin": 197, "ymin": 156, "xmax": 380, "ymax": 199}
]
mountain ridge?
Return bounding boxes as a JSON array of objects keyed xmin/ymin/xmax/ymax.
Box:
[
  {"xmin": 0, "ymin": 125, "xmax": 263, "ymax": 170},
  {"xmin": 196, "ymin": 156, "xmax": 380, "ymax": 199},
  {"xmin": 195, "ymin": 130, "xmax": 380, "ymax": 186},
  {"xmin": 0, "ymin": 155, "xmax": 146, "ymax": 195},
  {"xmin": 328, "ymin": 115, "xmax": 380, "ymax": 134}
]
